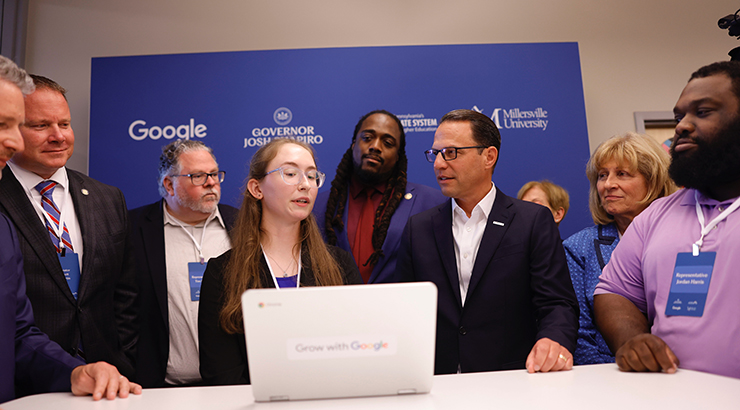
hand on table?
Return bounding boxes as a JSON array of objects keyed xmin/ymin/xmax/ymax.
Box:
[
  {"xmin": 614, "ymin": 333, "xmax": 679, "ymax": 373},
  {"xmin": 70, "ymin": 362, "xmax": 142, "ymax": 400},
  {"xmin": 526, "ymin": 337, "xmax": 573, "ymax": 373}
]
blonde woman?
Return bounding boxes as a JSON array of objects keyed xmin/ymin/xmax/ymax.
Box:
[{"xmin": 564, "ymin": 133, "xmax": 676, "ymax": 365}]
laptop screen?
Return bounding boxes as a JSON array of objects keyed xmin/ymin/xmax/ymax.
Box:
[{"xmin": 241, "ymin": 282, "xmax": 437, "ymax": 401}]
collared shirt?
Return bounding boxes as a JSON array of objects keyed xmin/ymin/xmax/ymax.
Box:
[
  {"xmin": 451, "ymin": 182, "xmax": 496, "ymax": 306},
  {"xmin": 347, "ymin": 176, "xmax": 386, "ymax": 249},
  {"xmin": 163, "ymin": 204, "xmax": 231, "ymax": 385},
  {"xmin": 7, "ymin": 162, "xmax": 84, "ymax": 270},
  {"xmin": 596, "ymin": 188, "xmax": 740, "ymax": 378}
]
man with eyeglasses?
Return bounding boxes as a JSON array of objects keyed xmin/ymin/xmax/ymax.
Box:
[
  {"xmin": 314, "ymin": 110, "xmax": 445, "ymax": 283},
  {"xmin": 129, "ymin": 139, "xmax": 237, "ymax": 387},
  {"xmin": 0, "ymin": 74, "xmax": 138, "ymax": 379},
  {"xmin": 397, "ymin": 109, "xmax": 578, "ymax": 375}
]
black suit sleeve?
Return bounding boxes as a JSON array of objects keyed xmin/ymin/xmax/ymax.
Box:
[
  {"xmin": 112, "ymin": 188, "xmax": 139, "ymax": 377},
  {"xmin": 327, "ymin": 245, "xmax": 362, "ymax": 285},
  {"xmin": 198, "ymin": 251, "xmax": 250, "ymax": 386},
  {"xmin": 394, "ymin": 220, "xmax": 416, "ymax": 283},
  {"xmin": 528, "ymin": 206, "xmax": 579, "ymax": 353}
]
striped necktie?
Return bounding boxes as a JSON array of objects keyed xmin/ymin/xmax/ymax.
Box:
[{"xmin": 35, "ymin": 180, "xmax": 74, "ymax": 253}]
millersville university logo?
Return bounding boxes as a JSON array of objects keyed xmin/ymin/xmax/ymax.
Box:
[{"xmin": 473, "ymin": 105, "xmax": 549, "ymax": 131}]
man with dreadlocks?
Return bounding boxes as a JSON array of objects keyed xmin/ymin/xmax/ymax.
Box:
[{"xmin": 313, "ymin": 110, "xmax": 445, "ymax": 283}]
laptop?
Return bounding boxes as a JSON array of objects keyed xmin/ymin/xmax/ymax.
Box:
[{"xmin": 241, "ymin": 282, "xmax": 437, "ymax": 402}]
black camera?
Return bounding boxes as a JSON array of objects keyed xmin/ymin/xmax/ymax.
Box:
[
  {"xmin": 719, "ymin": 10, "xmax": 740, "ymax": 38},
  {"xmin": 719, "ymin": 9, "xmax": 740, "ymax": 61}
]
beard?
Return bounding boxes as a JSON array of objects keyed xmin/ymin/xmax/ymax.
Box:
[
  {"xmin": 353, "ymin": 159, "xmax": 394, "ymax": 186},
  {"xmin": 669, "ymin": 114, "xmax": 740, "ymax": 192},
  {"xmin": 175, "ymin": 186, "xmax": 220, "ymax": 214}
]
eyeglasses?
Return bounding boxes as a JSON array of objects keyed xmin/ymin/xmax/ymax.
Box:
[
  {"xmin": 265, "ymin": 167, "xmax": 325, "ymax": 188},
  {"xmin": 424, "ymin": 146, "xmax": 487, "ymax": 162},
  {"xmin": 172, "ymin": 171, "xmax": 226, "ymax": 185}
]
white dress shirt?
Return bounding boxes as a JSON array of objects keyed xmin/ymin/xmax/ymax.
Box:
[
  {"xmin": 451, "ymin": 182, "xmax": 496, "ymax": 306},
  {"xmin": 163, "ymin": 205, "xmax": 231, "ymax": 385},
  {"xmin": 7, "ymin": 162, "xmax": 84, "ymax": 269}
]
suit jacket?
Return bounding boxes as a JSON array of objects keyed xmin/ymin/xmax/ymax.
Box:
[
  {"xmin": 396, "ymin": 190, "xmax": 579, "ymax": 374},
  {"xmin": 198, "ymin": 246, "xmax": 362, "ymax": 386},
  {"xmin": 563, "ymin": 223, "xmax": 618, "ymax": 365},
  {"xmin": 0, "ymin": 167, "xmax": 138, "ymax": 378},
  {"xmin": 1, "ymin": 213, "xmax": 85, "ymax": 404},
  {"xmin": 313, "ymin": 181, "xmax": 446, "ymax": 283},
  {"xmin": 129, "ymin": 200, "xmax": 238, "ymax": 387}
]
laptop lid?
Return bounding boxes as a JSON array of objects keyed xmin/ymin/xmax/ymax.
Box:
[{"xmin": 241, "ymin": 282, "xmax": 437, "ymax": 402}]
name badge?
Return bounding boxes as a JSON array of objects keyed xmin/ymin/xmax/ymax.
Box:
[
  {"xmin": 188, "ymin": 262, "xmax": 207, "ymax": 302},
  {"xmin": 58, "ymin": 251, "xmax": 81, "ymax": 299},
  {"xmin": 665, "ymin": 252, "xmax": 715, "ymax": 317}
]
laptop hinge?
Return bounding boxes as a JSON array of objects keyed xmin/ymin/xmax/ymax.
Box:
[{"xmin": 397, "ymin": 389, "xmax": 417, "ymax": 395}]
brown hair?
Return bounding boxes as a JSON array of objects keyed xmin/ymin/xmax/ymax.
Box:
[
  {"xmin": 220, "ymin": 138, "xmax": 344, "ymax": 334},
  {"xmin": 517, "ymin": 180, "xmax": 570, "ymax": 225},
  {"xmin": 586, "ymin": 132, "xmax": 676, "ymax": 226},
  {"xmin": 30, "ymin": 74, "xmax": 67, "ymax": 99}
]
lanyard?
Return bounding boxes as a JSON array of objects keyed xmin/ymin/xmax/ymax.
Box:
[
  {"xmin": 693, "ymin": 190, "xmax": 740, "ymax": 256},
  {"xmin": 262, "ymin": 246, "xmax": 301, "ymax": 289},
  {"xmin": 171, "ymin": 212, "xmax": 216, "ymax": 263}
]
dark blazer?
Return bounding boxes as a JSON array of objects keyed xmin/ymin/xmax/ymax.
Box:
[
  {"xmin": 0, "ymin": 167, "xmax": 138, "ymax": 378},
  {"xmin": 129, "ymin": 200, "xmax": 238, "ymax": 387},
  {"xmin": 198, "ymin": 246, "xmax": 362, "ymax": 386},
  {"xmin": 313, "ymin": 181, "xmax": 446, "ymax": 283},
  {"xmin": 396, "ymin": 190, "xmax": 579, "ymax": 374},
  {"xmin": 1, "ymin": 213, "xmax": 85, "ymax": 403}
]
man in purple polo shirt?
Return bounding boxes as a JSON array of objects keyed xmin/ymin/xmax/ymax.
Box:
[{"xmin": 593, "ymin": 61, "xmax": 740, "ymax": 379}]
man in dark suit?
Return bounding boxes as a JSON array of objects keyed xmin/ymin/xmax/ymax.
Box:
[
  {"xmin": 397, "ymin": 109, "xmax": 578, "ymax": 374},
  {"xmin": 130, "ymin": 139, "xmax": 238, "ymax": 387},
  {"xmin": 0, "ymin": 74, "xmax": 138, "ymax": 378},
  {"xmin": 0, "ymin": 54, "xmax": 140, "ymax": 403},
  {"xmin": 314, "ymin": 110, "xmax": 446, "ymax": 283}
]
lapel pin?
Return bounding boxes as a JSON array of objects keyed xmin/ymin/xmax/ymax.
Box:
[
  {"xmin": 81, "ymin": 189, "xmax": 89, "ymax": 196},
  {"xmin": 404, "ymin": 193, "xmax": 413, "ymax": 200},
  {"xmin": 492, "ymin": 221, "xmax": 504, "ymax": 226}
]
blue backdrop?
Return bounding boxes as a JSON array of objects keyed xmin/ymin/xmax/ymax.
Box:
[{"xmin": 90, "ymin": 42, "xmax": 591, "ymax": 238}]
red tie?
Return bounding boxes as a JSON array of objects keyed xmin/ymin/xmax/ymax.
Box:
[{"xmin": 353, "ymin": 188, "xmax": 375, "ymax": 283}]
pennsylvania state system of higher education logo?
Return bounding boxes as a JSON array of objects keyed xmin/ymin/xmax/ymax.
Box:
[{"xmin": 273, "ymin": 107, "xmax": 293, "ymax": 126}]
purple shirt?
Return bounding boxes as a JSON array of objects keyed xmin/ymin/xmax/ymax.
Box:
[
  {"xmin": 596, "ymin": 188, "xmax": 740, "ymax": 378},
  {"xmin": 275, "ymin": 275, "xmax": 298, "ymax": 288}
]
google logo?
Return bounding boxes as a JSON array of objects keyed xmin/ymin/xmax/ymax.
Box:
[
  {"xmin": 128, "ymin": 118, "xmax": 207, "ymax": 141},
  {"xmin": 350, "ymin": 340, "xmax": 389, "ymax": 351}
]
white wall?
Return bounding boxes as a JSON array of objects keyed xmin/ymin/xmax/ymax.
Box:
[{"xmin": 24, "ymin": 0, "xmax": 739, "ymax": 173}]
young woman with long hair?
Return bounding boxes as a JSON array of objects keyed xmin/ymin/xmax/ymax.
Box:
[{"xmin": 198, "ymin": 139, "xmax": 361, "ymax": 385}]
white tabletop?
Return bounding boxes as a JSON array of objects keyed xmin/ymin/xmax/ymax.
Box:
[{"xmin": 4, "ymin": 364, "xmax": 739, "ymax": 409}]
